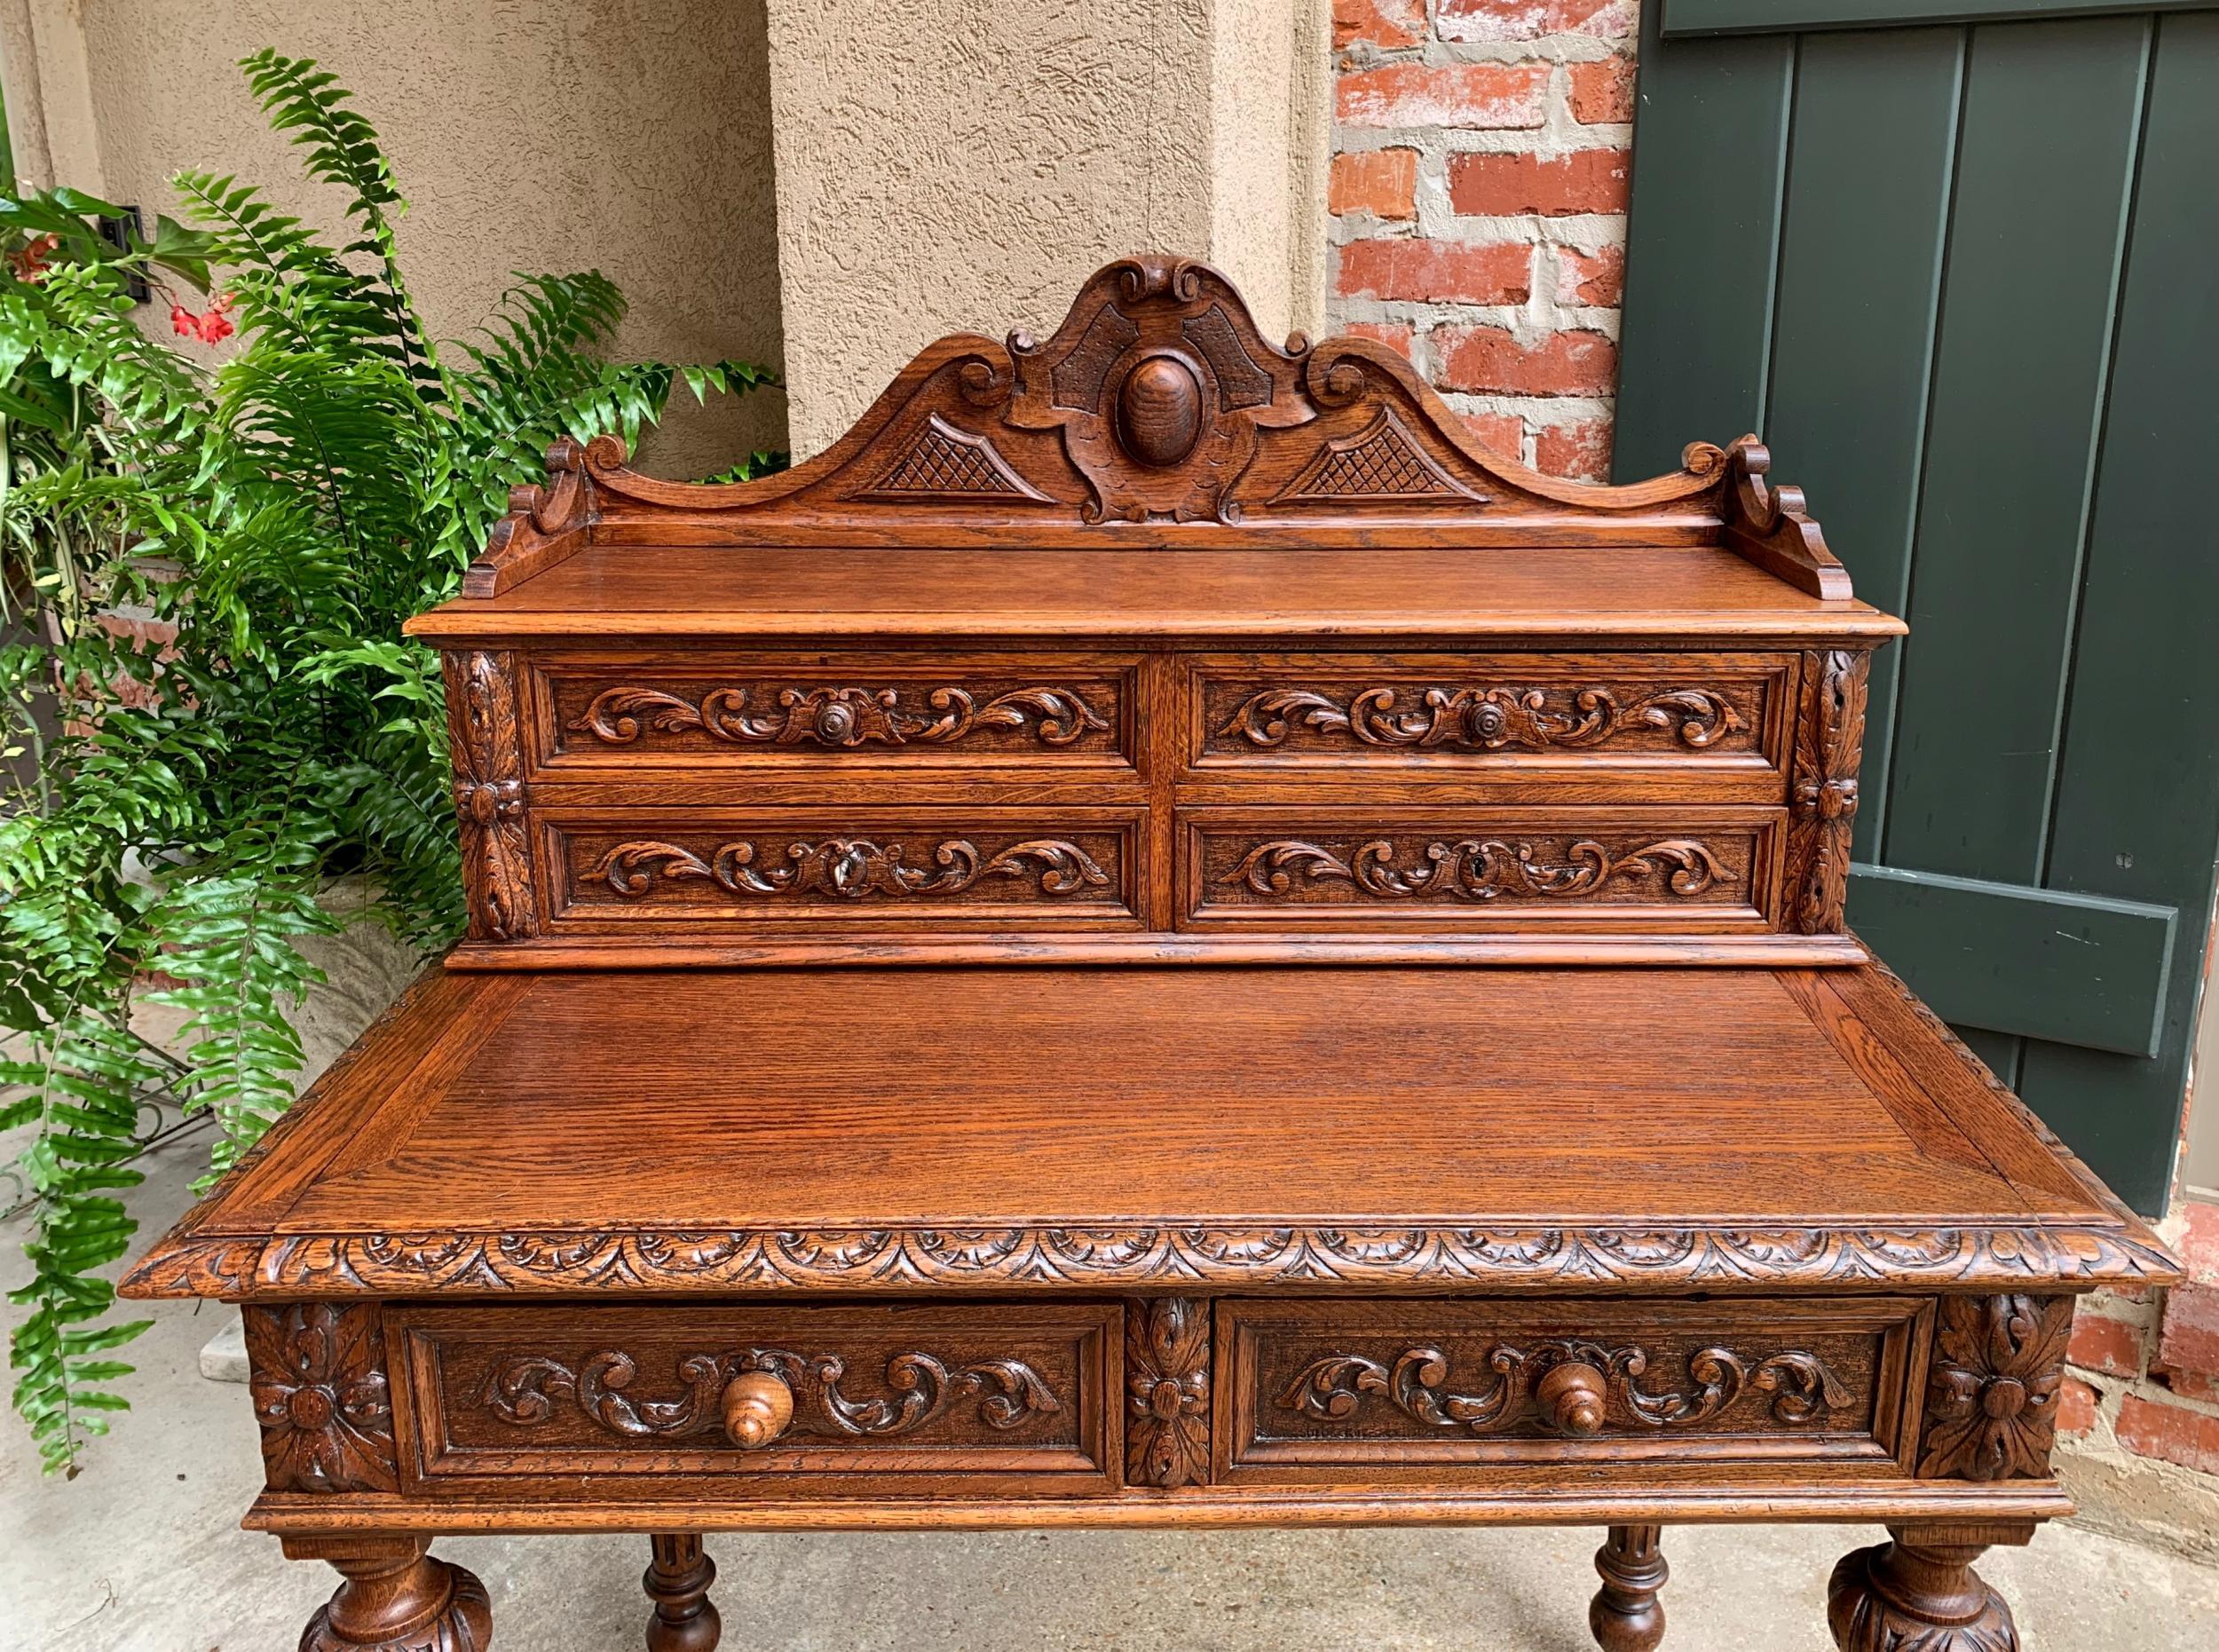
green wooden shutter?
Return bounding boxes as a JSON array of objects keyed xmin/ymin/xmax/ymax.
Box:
[{"xmin": 1615, "ymin": 4, "xmax": 2219, "ymax": 1214}]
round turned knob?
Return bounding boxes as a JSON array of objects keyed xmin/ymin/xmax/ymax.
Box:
[
  {"xmin": 1536, "ymin": 1362, "xmax": 1608, "ymax": 1438},
  {"xmin": 721, "ymin": 1371, "xmax": 794, "ymax": 1450}
]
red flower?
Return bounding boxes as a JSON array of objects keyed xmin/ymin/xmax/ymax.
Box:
[
  {"xmin": 7, "ymin": 233, "xmax": 59, "ymax": 282},
  {"xmin": 171, "ymin": 304, "xmax": 198, "ymax": 337},
  {"xmin": 195, "ymin": 307, "xmax": 234, "ymax": 345}
]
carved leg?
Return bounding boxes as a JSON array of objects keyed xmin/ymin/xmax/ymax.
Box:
[
  {"xmin": 1590, "ymin": 1523, "xmax": 1668, "ymax": 1652},
  {"xmin": 284, "ymin": 1535, "xmax": 491, "ymax": 1652},
  {"xmin": 644, "ymin": 1533, "xmax": 721, "ymax": 1652},
  {"xmin": 1828, "ymin": 1522, "xmax": 2033, "ymax": 1652}
]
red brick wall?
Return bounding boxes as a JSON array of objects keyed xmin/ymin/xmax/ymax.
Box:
[
  {"xmin": 2064, "ymin": 1200, "xmax": 2219, "ymax": 1479},
  {"xmin": 1327, "ymin": 1, "xmax": 1636, "ymax": 481}
]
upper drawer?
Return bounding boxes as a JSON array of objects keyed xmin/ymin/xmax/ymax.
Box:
[
  {"xmin": 1217, "ymin": 1297, "xmax": 1925, "ymax": 1486},
  {"xmin": 526, "ymin": 651, "xmax": 1141, "ymax": 776},
  {"xmin": 391, "ymin": 1301, "xmax": 1117, "ymax": 1497},
  {"xmin": 1186, "ymin": 652, "xmax": 1791, "ymax": 790}
]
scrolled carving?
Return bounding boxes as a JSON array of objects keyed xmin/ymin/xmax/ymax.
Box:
[
  {"xmin": 244, "ymin": 1303, "xmax": 398, "ymax": 1493},
  {"xmin": 587, "ymin": 837, "xmax": 1110, "ymax": 902},
  {"xmin": 479, "ymin": 1345, "xmax": 1062, "ymax": 1442},
  {"xmin": 1278, "ymin": 1340, "xmax": 1854, "ymax": 1436},
  {"xmin": 1788, "ymin": 650, "xmax": 1869, "ymax": 934},
  {"xmin": 569, "ymin": 683, "xmax": 1110, "ymax": 749},
  {"xmin": 1225, "ymin": 836, "xmax": 1730, "ymax": 902},
  {"xmin": 1220, "ymin": 684, "xmax": 1746, "ymax": 752},
  {"xmin": 1917, "ymin": 1294, "xmax": 2072, "ymax": 1481},
  {"xmin": 1125, "ymin": 1297, "xmax": 1210, "ymax": 1489},
  {"xmin": 443, "ymin": 650, "xmax": 533, "ymax": 942}
]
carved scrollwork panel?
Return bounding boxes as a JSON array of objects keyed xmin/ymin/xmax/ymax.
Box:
[
  {"xmin": 558, "ymin": 679, "xmax": 1118, "ymax": 755},
  {"xmin": 244, "ymin": 1303, "xmax": 399, "ymax": 1492},
  {"xmin": 559, "ymin": 831, "xmax": 1128, "ymax": 913},
  {"xmin": 1200, "ymin": 830, "xmax": 1754, "ymax": 911},
  {"xmin": 475, "ymin": 1345, "xmax": 1064, "ymax": 1443},
  {"xmin": 1272, "ymin": 1340, "xmax": 1857, "ymax": 1438},
  {"xmin": 1214, "ymin": 683, "xmax": 1749, "ymax": 755}
]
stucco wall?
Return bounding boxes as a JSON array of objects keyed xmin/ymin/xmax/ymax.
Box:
[
  {"xmin": 3, "ymin": 0, "xmax": 787, "ymax": 477},
  {"xmin": 765, "ymin": 0, "xmax": 1329, "ymax": 458}
]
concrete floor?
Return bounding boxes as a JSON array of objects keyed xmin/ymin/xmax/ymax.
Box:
[{"xmin": 6, "ymin": 1136, "xmax": 2219, "ymax": 1650}]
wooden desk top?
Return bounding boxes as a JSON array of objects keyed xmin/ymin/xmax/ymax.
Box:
[{"xmin": 124, "ymin": 960, "xmax": 2170, "ymax": 1304}]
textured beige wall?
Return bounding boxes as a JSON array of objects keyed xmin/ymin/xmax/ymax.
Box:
[
  {"xmin": 3, "ymin": 0, "xmax": 787, "ymax": 477},
  {"xmin": 765, "ymin": 0, "xmax": 1328, "ymax": 457}
]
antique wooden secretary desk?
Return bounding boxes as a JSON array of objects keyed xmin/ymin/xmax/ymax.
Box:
[{"xmin": 125, "ymin": 258, "xmax": 2179, "ymax": 1652}]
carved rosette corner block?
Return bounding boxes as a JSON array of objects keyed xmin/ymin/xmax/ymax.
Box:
[
  {"xmin": 1125, "ymin": 1297, "xmax": 1210, "ymax": 1489},
  {"xmin": 442, "ymin": 649, "xmax": 534, "ymax": 942},
  {"xmin": 1006, "ymin": 256, "xmax": 1315, "ymax": 524},
  {"xmin": 296, "ymin": 1537, "xmax": 493, "ymax": 1652},
  {"xmin": 1918, "ymin": 1295, "xmax": 2072, "ymax": 1481},
  {"xmin": 244, "ymin": 1302, "xmax": 399, "ymax": 1493},
  {"xmin": 1828, "ymin": 1530, "xmax": 2020, "ymax": 1652},
  {"xmin": 1789, "ymin": 649, "xmax": 1868, "ymax": 935}
]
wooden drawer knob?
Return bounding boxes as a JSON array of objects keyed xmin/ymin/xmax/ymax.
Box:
[
  {"xmin": 721, "ymin": 1371, "xmax": 794, "ymax": 1450},
  {"xmin": 1536, "ymin": 1362, "xmax": 1608, "ymax": 1437}
]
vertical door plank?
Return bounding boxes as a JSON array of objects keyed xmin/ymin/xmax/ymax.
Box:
[
  {"xmin": 1762, "ymin": 28, "xmax": 1963, "ymax": 861},
  {"xmin": 1882, "ymin": 20, "xmax": 2147, "ymax": 887},
  {"xmin": 1612, "ymin": 12, "xmax": 1794, "ymax": 478},
  {"xmin": 2018, "ymin": 13, "xmax": 2219, "ymax": 1213}
]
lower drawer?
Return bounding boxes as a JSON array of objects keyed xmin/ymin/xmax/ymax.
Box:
[
  {"xmin": 1214, "ymin": 1298, "xmax": 1928, "ymax": 1485},
  {"xmin": 390, "ymin": 1302, "xmax": 1118, "ymax": 1497}
]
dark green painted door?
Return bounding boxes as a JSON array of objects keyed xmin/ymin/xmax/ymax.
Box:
[{"xmin": 1615, "ymin": 4, "xmax": 2219, "ymax": 1213}]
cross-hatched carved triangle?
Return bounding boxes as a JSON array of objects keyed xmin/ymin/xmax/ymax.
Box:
[
  {"xmin": 1274, "ymin": 407, "xmax": 1484, "ymax": 506},
  {"xmin": 857, "ymin": 415, "xmax": 1048, "ymax": 502}
]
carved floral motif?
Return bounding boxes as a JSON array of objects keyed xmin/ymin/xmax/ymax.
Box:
[
  {"xmin": 1223, "ymin": 837, "xmax": 1730, "ymax": 902},
  {"xmin": 443, "ymin": 650, "xmax": 533, "ymax": 942},
  {"xmin": 1277, "ymin": 1340, "xmax": 1853, "ymax": 1435},
  {"xmin": 569, "ymin": 683, "xmax": 1110, "ymax": 749},
  {"xmin": 244, "ymin": 1303, "xmax": 398, "ymax": 1492},
  {"xmin": 1220, "ymin": 684, "xmax": 1745, "ymax": 752},
  {"xmin": 479, "ymin": 1346, "xmax": 1061, "ymax": 1441},
  {"xmin": 1125, "ymin": 1298, "xmax": 1210, "ymax": 1489},
  {"xmin": 1788, "ymin": 649, "xmax": 1868, "ymax": 934},
  {"xmin": 1917, "ymin": 1294, "xmax": 2072, "ymax": 1481},
  {"xmin": 587, "ymin": 837, "xmax": 1111, "ymax": 901}
]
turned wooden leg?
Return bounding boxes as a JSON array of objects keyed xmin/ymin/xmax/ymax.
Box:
[
  {"xmin": 1827, "ymin": 1522, "xmax": 2033, "ymax": 1652},
  {"xmin": 644, "ymin": 1533, "xmax": 721, "ymax": 1652},
  {"xmin": 1590, "ymin": 1523, "xmax": 1668, "ymax": 1651},
  {"xmin": 283, "ymin": 1535, "xmax": 491, "ymax": 1652}
]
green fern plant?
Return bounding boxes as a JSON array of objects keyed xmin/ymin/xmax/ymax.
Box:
[{"xmin": 0, "ymin": 50, "xmax": 781, "ymax": 1475}]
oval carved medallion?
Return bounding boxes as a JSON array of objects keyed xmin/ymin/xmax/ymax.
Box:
[{"xmin": 1117, "ymin": 353, "xmax": 1204, "ymax": 468}]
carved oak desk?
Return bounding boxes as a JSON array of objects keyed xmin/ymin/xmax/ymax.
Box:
[{"xmin": 125, "ymin": 258, "xmax": 2178, "ymax": 1652}]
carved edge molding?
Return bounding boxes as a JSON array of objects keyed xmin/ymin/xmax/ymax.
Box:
[
  {"xmin": 244, "ymin": 1302, "xmax": 399, "ymax": 1493},
  {"xmin": 1125, "ymin": 1298, "xmax": 1210, "ymax": 1489},
  {"xmin": 1277, "ymin": 1340, "xmax": 1856, "ymax": 1434},
  {"xmin": 1788, "ymin": 649, "xmax": 1868, "ymax": 935},
  {"xmin": 1917, "ymin": 1294, "xmax": 2073, "ymax": 1482},
  {"xmin": 443, "ymin": 649, "xmax": 535, "ymax": 943},
  {"xmin": 479, "ymin": 1346, "xmax": 1062, "ymax": 1443},
  {"xmin": 122, "ymin": 1222, "xmax": 2179, "ymax": 1301}
]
